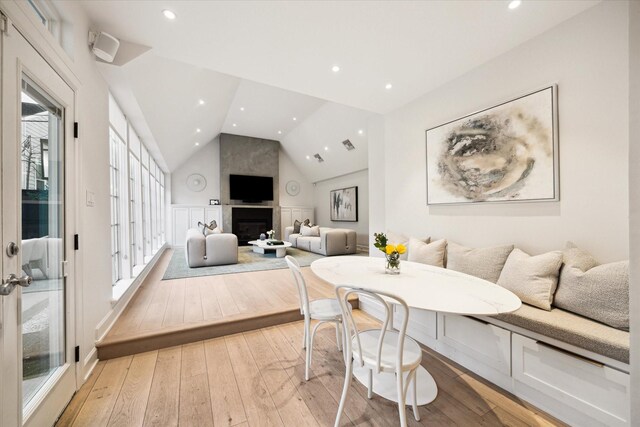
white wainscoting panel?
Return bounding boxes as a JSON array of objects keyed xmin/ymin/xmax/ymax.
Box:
[
  {"xmin": 280, "ymin": 206, "xmax": 314, "ymax": 238},
  {"xmin": 512, "ymin": 334, "xmax": 630, "ymax": 427},
  {"xmin": 394, "ymin": 308, "xmax": 438, "ymax": 348},
  {"xmin": 171, "ymin": 205, "xmax": 222, "ymax": 246},
  {"xmin": 437, "ymin": 313, "xmax": 511, "ymax": 376}
]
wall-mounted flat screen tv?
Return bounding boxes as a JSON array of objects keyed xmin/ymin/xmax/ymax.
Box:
[{"xmin": 229, "ymin": 174, "xmax": 274, "ymax": 202}]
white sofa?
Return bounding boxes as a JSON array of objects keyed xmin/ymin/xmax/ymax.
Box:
[
  {"xmin": 284, "ymin": 226, "xmax": 357, "ymax": 256},
  {"xmin": 185, "ymin": 229, "xmax": 238, "ymax": 268}
]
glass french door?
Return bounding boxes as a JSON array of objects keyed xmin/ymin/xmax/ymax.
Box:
[{"xmin": 1, "ymin": 19, "xmax": 76, "ymax": 427}]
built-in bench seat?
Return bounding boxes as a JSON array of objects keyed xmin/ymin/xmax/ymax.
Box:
[
  {"xmin": 489, "ymin": 304, "xmax": 629, "ymax": 364},
  {"xmin": 361, "ymin": 235, "xmax": 631, "ymax": 426}
]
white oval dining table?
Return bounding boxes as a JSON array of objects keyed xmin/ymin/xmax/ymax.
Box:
[{"xmin": 310, "ymin": 255, "xmax": 521, "ymax": 406}]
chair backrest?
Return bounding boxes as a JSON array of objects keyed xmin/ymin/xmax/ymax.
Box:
[
  {"xmin": 285, "ymin": 255, "xmax": 310, "ymax": 316},
  {"xmin": 335, "ymin": 285, "xmax": 410, "ymax": 374}
]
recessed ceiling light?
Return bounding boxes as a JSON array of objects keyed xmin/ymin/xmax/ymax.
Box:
[
  {"xmin": 293, "ymin": 117, "xmax": 297, "ymax": 121},
  {"xmin": 324, "ymin": 146, "xmax": 329, "ymax": 151},
  {"xmin": 358, "ymin": 129, "xmax": 364, "ymax": 135},
  {"xmin": 306, "ymin": 155, "xmax": 310, "ymax": 160},
  {"xmin": 198, "ymin": 99, "xmax": 205, "ymax": 105},
  {"xmin": 196, "ymin": 128, "xmax": 201, "ymax": 133},
  {"xmin": 195, "ymin": 142, "xmax": 200, "ymax": 146},
  {"xmin": 277, "ymin": 130, "xmax": 282, "ymax": 134},
  {"xmin": 162, "ymin": 9, "xmax": 176, "ymax": 20},
  {"xmin": 508, "ymin": 0, "xmax": 521, "ymax": 9},
  {"xmin": 232, "ymin": 123, "xmax": 237, "ymax": 127},
  {"xmin": 240, "ymin": 107, "xmax": 245, "ymax": 111},
  {"xmin": 331, "ymin": 65, "xmax": 340, "ymax": 73},
  {"xmin": 385, "ymin": 83, "xmax": 393, "ymax": 90}
]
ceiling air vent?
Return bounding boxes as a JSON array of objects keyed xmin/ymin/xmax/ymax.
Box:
[
  {"xmin": 313, "ymin": 153, "xmax": 324, "ymax": 163},
  {"xmin": 342, "ymin": 139, "xmax": 355, "ymax": 151}
]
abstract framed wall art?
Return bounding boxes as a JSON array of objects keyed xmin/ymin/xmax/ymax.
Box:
[
  {"xmin": 330, "ymin": 186, "xmax": 358, "ymax": 222},
  {"xmin": 426, "ymin": 86, "xmax": 559, "ymax": 205}
]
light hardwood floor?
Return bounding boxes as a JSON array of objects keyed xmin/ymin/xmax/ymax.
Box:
[
  {"xmin": 60, "ymin": 311, "xmax": 565, "ymax": 427},
  {"xmin": 98, "ymin": 249, "xmax": 353, "ymax": 359}
]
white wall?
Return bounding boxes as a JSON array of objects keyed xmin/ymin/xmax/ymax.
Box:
[
  {"xmin": 629, "ymin": 0, "xmax": 640, "ymax": 420},
  {"xmin": 313, "ymin": 169, "xmax": 369, "ymax": 246},
  {"xmin": 279, "ymin": 150, "xmax": 314, "ymax": 207},
  {"xmin": 368, "ymin": 116, "xmax": 386, "ymax": 255},
  {"xmin": 379, "ymin": 1, "xmax": 629, "ymax": 262},
  {"xmin": 171, "ymin": 137, "xmax": 221, "ymax": 205}
]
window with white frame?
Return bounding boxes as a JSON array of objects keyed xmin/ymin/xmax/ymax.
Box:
[
  {"xmin": 109, "ymin": 94, "xmax": 167, "ymax": 290},
  {"xmin": 109, "ymin": 128, "xmax": 123, "ymax": 284},
  {"xmin": 26, "ymin": 0, "xmax": 62, "ymax": 41},
  {"xmin": 128, "ymin": 153, "xmax": 138, "ymax": 271}
]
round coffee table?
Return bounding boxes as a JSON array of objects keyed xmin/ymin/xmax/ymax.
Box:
[
  {"xmin": 247, "ymin": 240, "xmax": 292, "ymax": 258},
  {"xmin": 310, "ymin": 256, "xmax": 521, "ymax": 405}
]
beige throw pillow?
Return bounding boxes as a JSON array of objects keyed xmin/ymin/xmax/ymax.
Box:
[
  {"xmin": 497, "ymin": 248, "xmax": 563, "ymax": 311},
  {"xmin": 555, "ymin": 243, "xmax": 629, "ymax": 330},
  {"xmin": 446, "ymin": 242, "xmax": 514, "ymax": 283},
  {"xmin": 301, "ymin": 225, "xmax": 320, "ymax": 237},
  {"xmin": 407, "ymin": 238, "xmax": 446, "ymax": 267},
  {"xmin": 386, "ymin": 231, "xmax": 429, "ymax": 260}
]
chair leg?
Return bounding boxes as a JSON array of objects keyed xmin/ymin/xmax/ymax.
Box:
[
  {"xmin": 334, "ymin": 357, "xmax": 353, "ymax": 427},
  {"xmin": 396, "ymin": 372, "xmax": 408, "ymax": 427},
  {"xmin": 411, "ymin": 369, "xmax": 420, "ymax": 421},
  {"xmin": 335, "ymin": 321, "xmax": 342, "ymax": 352},
  {"xmin": 367, "ymin": 369, "xmax": 373, "ymax": 399},
  {"xmin": 302, "ymin": 322, "xmax": 307, "ymax": 349},
  {"xmin": 309, "ymin": 321, "xmax": 323, "ymax": 368},
  {"xmin": 305, "ymin": 318, "xmax": 311, "ymax": 381}
]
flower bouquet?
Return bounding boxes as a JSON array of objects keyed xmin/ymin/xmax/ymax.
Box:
[{"xmin": 373, "ymin": 232, "xmax": 406, "ymax": 275}]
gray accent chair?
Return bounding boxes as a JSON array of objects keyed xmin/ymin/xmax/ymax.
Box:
[
  {"xmin": 284, "ymin": 226, "xmax": 357, "ymax": 256},
  {"xmin": 185, "ymin": 228, "xmax": 238, "ymax": 268}
]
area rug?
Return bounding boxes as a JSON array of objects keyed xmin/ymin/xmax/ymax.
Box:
[{"xmin": 163, "ymin": 246, "xmax": 333, "ymax": 280}]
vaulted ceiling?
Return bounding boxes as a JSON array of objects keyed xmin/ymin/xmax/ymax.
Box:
[{"xmin": 83, "ymin": 0, "xmax": 598, "ymax": 180}]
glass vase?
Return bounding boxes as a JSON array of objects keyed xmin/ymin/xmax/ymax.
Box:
[{"xmin": 385, "ymin": 253, "xmax": 401, "ymax": 275}]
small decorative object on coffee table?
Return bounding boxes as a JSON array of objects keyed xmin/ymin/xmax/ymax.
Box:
[
  {"xmin": 266, "ymin": 229, "xmax": 275, "ymax": 240},
  {"xmin": 374, "ymin": 232, "xmax": 406, "ymax": 275}
]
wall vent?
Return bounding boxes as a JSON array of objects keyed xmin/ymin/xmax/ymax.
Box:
[
  {"xmin": 342, "ymin": 139, "xmax": 355, "ymax": 151},
  {"xmin": 313, "ymin": 153, "xmax": 324, "ymax": 163}
]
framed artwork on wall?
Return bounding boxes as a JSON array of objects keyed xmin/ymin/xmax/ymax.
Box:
[
  {"xmin": 426, "ymin": 85, "xmax": 559, "ymax": 205},
  {"xmin": 330, "ymin": 186, "xmax": 358, "ymax": 222}
]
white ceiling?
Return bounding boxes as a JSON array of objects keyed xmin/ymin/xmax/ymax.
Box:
[
  {"xmin": 281, "ymin": 103, "xmax": 372, "ymax": 183},
  {"xmin": 221, "ymin": 79, "xmax": 325, "ymax": 141},
  {"xmin": 82, "ymin": 0, "xmax": 599, "ymax": 178},
  {"xmin": 82, "ymin": 0, "xmax": 598, "ymax": 114}
]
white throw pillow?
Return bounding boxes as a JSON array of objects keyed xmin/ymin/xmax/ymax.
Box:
[
  {"xmin": 407, "ymin": 238, "xmax": 446, "ymax": 268},
  {"xmin": 301, "ymin": 225, "xmax": 320, "ymax": 237},
  {"xmin": 497, "ymin": 248, "xmax": 563, "ymax": 311}
]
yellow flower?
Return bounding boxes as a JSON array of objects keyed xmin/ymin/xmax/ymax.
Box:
[
  {"xmin": 396, "ymin": 244, "xmax": 407, "ymax": 255},
  {"xmin": 385, "ymin": 244, "xmax": 396, "ymax": 255}
]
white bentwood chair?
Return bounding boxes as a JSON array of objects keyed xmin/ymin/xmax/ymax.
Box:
[
  {"xmin": 285, "ymin": 255, "xmax": 344, "ymax": 381},
  {"xmin": 334, "ymin": 286, "xmax": 421, "ymax": 427}
]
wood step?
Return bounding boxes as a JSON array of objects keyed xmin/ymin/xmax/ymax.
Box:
[{"xmin": 97, "ymin": 298, "xmax": 358, "ymax": 360}]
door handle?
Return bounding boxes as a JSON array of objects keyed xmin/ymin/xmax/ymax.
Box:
[{"xmin": 0, "ymin": 273, "xmax": 33, "ymax": 296}]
